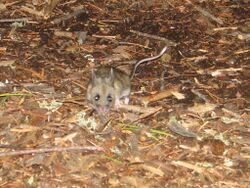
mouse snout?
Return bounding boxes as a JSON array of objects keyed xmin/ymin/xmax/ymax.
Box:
[{"xmin": 97, "ymin": 106, "xmax": 110, "ymax": 115}]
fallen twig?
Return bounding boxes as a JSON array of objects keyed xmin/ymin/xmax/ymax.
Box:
[
  {"xmin": 234, "ymin": 49, "xmax": 250, "ymax": 55},
  {"xmin": 0, "ymin": 145, "xmax": 103, "ymax": 157},
  {"xmin": 140, "ymin": 85, "xmax": 180, "ymax": 105},
  {"xmin": 172, "ymin": 160, "xmax": 204, "ymax": 173},
  {"xmin": 0, "ymin": 83, "xmax": 56, "ymax": 94},
  {"xmin": 130, "ymin": 30, "xmax": 177, "ymax": 46},
  {"xmin": 85, "ymin": 2, "xmax": 105, "ymax": 13},
  {"xmin": 0, "ymin": 93, "xmax": 32, "ymax": 97},
  {"xmin": 118, "ymin": 42, "xmax": 151, "ymax": 49},
  {"xmin": 92, "ymin": 34, "xmax": 116, "ymax": 40},
  {"xmin": 172, "ymin": 160, "xmax": 223, "ymax": 181},
  {"xmin": 119, "ymin": 104, "xmax": 162, "ymax": 122},
  {"xmin": 0, "ymin": 17, "xmax": 30, "ymax": 23},
  {"xmin": 212, "ymin": 27, "xmax": 238, "ymax": 31},
  {"xmin": 137, "ymin": 107, "xmax": 162, "ymax": 121},
  {"xmin": 185, "ymin": 0, "xmax": 224, "ymax": 25},
  {"xmin": 210, "ymin": 67, "xmax": 242, "ymax": 77},
  {"xmin": 119, "ymin": 104, "xmax": 161, "ymax": 114}
]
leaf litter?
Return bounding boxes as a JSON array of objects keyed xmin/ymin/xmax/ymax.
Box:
[{"xmin": 0, "ymin": 0, "xmax": 249, "ymax": 187}]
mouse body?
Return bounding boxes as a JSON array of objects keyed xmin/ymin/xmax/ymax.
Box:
[
  {"xmin": 86, "ymin": 66, "xmax": 131, "ymax": 114},
  {"xmin": 86, "ymin": 46, "xmax": 167, "ymax": 114}
]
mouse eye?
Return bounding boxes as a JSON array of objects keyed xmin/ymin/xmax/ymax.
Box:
[
  {"xmin": 107, "ymin": 94, "xmax": 112, "ymax": 102},
  {"xmin": 94, "ymin": 94, "xmax": 100, "ymax": 101}
]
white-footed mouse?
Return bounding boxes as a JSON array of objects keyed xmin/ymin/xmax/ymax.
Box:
[{"xmin": 86, "ymin": 46, "xmax": 168, "ymax": 114}]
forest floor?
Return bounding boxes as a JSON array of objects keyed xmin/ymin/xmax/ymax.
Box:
[{"xmin": 0, "ymin": 0, "xmax": 249, "ymax": 187}]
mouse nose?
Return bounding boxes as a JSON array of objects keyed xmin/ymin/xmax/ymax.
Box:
[{"xmin": 98, "ymin": 106, "xmax": 110, "ymax": 114}]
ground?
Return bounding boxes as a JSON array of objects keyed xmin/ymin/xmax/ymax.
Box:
[{"xmin": 0, "ymin": 0, "xmax": 250, "ymax": 187}]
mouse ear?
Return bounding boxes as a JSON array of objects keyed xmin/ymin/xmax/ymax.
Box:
[
  {"xmin": 91, "ymin": 69, "xmax": 98, "ymax": 85},
  {"xmin": 109, "ymin": 68, "xmax": 114, "ymax": 81},
  {"xmin": 91, "ymin": 69, "xmax": 96, "ymax": 80}
]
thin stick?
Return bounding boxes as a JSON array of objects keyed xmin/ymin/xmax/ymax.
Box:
[
  {"xmin": 213, "ymin": 27, "xmax": 238, "ymax": 31},
  {"xmin": 119, "ymin": 104, "xmax": 161, "ymax": 114},
  {"xmin": 92, "ymin": 34, "xmax": 116, "ymax": 40},
  {"xmin": 118, "ymin": 42, "xmax": 151, "ymax": 49},
  {"xmin": 140, "ymin": 85, "xmax": 179, "ymax": 105},
  {"xmin": 0, "ymin": 18, "xmax": 30, "ymax": 23},
  {"xmin": 185, "ymin": 0, "xmax": 224, "ymax": 25},
  {"xmin": 172, "ymin": 160, "xmax": 204, "ymax": 174},
  {"xmin": 0, "ymin": 145, "xmax": 103, "ymax": 157},
  {"xmin": 137, "ymin": 107, "xmax": 162, "ymax": 121},
  {"xmin": 130, "ymin": 30, "xmax": 177, "ymax": 46},
  {"xmin": 85, "ymin": 2, "xmax": 105, "ymax": 13},
  {"xmin": 119, "ymin": 104, "xmax": 162, "ymax": 122}
]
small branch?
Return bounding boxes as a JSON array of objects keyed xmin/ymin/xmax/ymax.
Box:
[
  {"xmin": 185, "ymin": 0, "xmax": 224, "ymax": 25},
  {"xmin": 140, "ymin": 85, "xmax": 179, "ymax": 105},
  {"xmin": 0, "ymin": 18, "xmax": 30, "ymax": 23},
  {"xmin": 0, "ymin": 93, "xmax": 32, "ymax": 97},
  {"xmin": 172, "ymin": 160, "xmax": 204, "ymax": 174},
  {"xmin": 0, "ymin": 145, "xmax": 103, "ymax": 157},
  {"xmin": 92, "ymin": 34, "xmax": 116, "ymax": 40},
  {"xmin": 130, "ymin": 30, "xmax": 177, "ymax": 46},
  {"xmin": 119, "ymin": 104, "xmax": 162, "ymax": 122},
  {"xmin": 85, "ymin": 2, "xmax": 105, "ymax": 13},
  {"xmin": 137, "ymin": 107, "xmax": 162, "ymax": 121},
  {"xmin": 212, "ymin": 27, "xmax": 238, "ymax": 31},
  {"xmin": 210, "ymin": 67, "xmax": 242, "ymax": 77},
  {"xmin": 118, "ymin": 42, "xmax": 151, "ymax": 49},
  {"xmin": 119, "ymin": 104, "xmax": 161, "ymax": 114},
  {"xmin": 234, "ymin": 49, "xmax": 250, "ymax": 55}
]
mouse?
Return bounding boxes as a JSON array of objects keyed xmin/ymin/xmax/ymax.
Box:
[{"xmin": 86, "ymin": 46, "xmax": 168, "ymax": 115}]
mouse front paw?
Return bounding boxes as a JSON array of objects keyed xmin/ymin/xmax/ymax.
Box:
[
  {"xmin": 124, "ymin": 97, "xmax": 130, "ymax": 105},
  {"xmin": 114, "ymin": 98, "xmax": 121, "ymax": 110},
  {"xmin": 114, "ymin": 97, "xmax": 130, "ymax": 110}
]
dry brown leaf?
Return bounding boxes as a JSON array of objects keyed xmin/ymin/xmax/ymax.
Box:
[
  {"xmin": 188, "ymin": 103, "xmax": 217, "ymax": 116},
  {"xmin": 141, "ymin": 164, "xmax": 165, "ymax": 176}
]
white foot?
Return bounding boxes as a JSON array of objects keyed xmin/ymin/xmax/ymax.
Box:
[
  {"xmin": 114, "ymin": 98, "xmax": 121, "ymax": 110},
  {"xmin": 124, "ymin": 97, "xmax": 130, "ymax": 105}
]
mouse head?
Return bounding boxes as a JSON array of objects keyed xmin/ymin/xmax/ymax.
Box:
[{"xmin": 87, "ymin": 68, "xmax": 116, "ymax": 114}]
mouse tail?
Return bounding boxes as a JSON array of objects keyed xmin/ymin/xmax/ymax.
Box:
[{"xmin": 129, "ymin": 46, "xmax": 168, "ymax": 80}]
